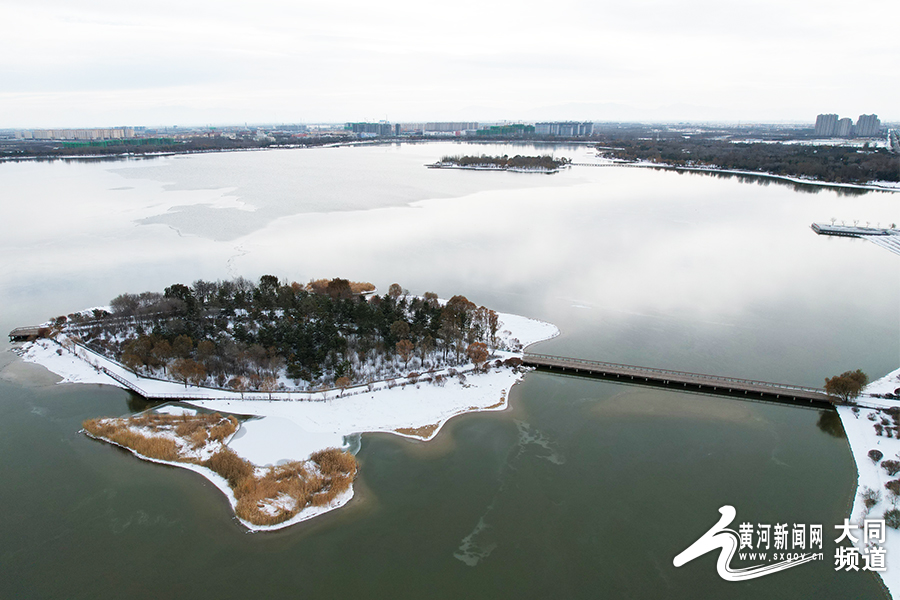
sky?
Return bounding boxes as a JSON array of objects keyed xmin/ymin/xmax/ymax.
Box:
[{"xmin": 1, "ymin": 0, "xmax": 897, "ymax": 128}]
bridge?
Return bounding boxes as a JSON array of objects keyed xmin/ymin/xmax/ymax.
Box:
[{"xmin": 522, "ymin": 353, "xmax": 832, "ymax": 406}]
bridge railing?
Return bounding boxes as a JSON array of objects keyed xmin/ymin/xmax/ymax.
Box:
[{"xmin": 523, "ymin": 353, "xmax": 826, "ymax": 394}]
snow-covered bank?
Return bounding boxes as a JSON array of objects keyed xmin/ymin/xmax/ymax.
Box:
[
  {"xmin": 591, "ymin": 158, "xmax": 900, "ymax": 193},
  {"xmin": 836, "ymin": 368, "xmax": 900, "ymax": 598},
  {"xmin": 194, "ymin": 359, "xmax": 530, "ymax": 464},
  {"xmin": 17, "ymin": 309, "xmax": 558, "ymax": 530}
]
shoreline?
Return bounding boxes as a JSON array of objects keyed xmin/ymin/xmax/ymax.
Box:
[
  {"xmin": 592, "ymin": 158, "xmax": 900, "ymax": 193},
  {"xmin": 17, "ymin": 310, "xmax": 559, "ymax": 531},
  {"xmin": 834, "ymin": 368, "xmax": 900, "ymax": 598},
  {"xmin": 81, "ymin": 427, "xmax": 355, "ymax": 532},
  {"xmin": 3, "ymin": 138, "xmax": 895, "ymax": 192}
]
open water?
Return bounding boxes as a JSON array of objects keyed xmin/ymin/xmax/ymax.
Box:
[{"xmin": 1, "ymin": 142, "xmax": 897, "ymax": 599}]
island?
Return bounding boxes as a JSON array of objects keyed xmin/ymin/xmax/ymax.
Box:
[
  {"xmin": 427, "ymin": 154, "xmax": 571, "ymax": 173},
  {"xmin": 16, "ymin": 276, "xmax": 559, "ymax": 530}
]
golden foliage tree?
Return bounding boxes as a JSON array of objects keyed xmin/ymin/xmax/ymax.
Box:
[{"xmin": 824, "ymin": 369, "xmax": 868, "ymax": 403}]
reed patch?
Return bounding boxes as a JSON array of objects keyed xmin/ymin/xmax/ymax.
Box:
[{"xmin": 82, "ymin": 411, "xmax": 357, "ymax": 527}]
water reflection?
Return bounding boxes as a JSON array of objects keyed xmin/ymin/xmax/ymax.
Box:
[
  {"xmin": 816, "ymin": 408, "xmax": 847, "ymax": 438},
  {"xmin": 672, "ymin": 167, "xmax": 876, "ymax": 196},
  {"xmin": 592, "ymin": 386, "xmax": 766, "ymax": 427},
  {"xmin": 124, "ymin": 395, "xmax": 165, "ymax": 414}
]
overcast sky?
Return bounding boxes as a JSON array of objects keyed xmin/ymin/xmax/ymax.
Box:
[{"xmin": 1, "ymin": 0, "xmax": 897, "ymax": 127}]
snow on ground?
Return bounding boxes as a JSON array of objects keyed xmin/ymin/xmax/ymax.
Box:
[
  {"xmin": 497, "ymin": 312, "xmax": 559, "ymax": 348},
  {"xmin": 192, "ymin": 363, "xmax": 527, "ymax": 465},
  {"xmin": 17, "ymin": 307, "xmax": 558, "ymax": 531},
  {"xmin": 154, "ymin": 405, "xmax": 197, "ymax": 416},
  {"xmin": 228, "ymin": 416, "xmax": 346, "ymax": 466},
  {"xmin": 836, "ymin": 367, "xmax": 900, "ymax": 598},
  {"xmin": 19, "ymin": 341, "xmax": 112, "ymax": 386}
]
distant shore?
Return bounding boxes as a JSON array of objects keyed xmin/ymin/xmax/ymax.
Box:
[
  {"xmin": 586, "ymin": 158, "xmax": 900, "ymax": 194},
  {"xmin": 4, "ymin": 136, "xmax": 895, "ymax": 193}
]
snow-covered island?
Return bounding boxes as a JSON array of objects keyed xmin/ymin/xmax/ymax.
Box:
[
  {"xmin": 14, "ymin": 276, "xmax": 559, "ymax": 531},
  {"xmin": 427, "ymin": 154, "xmax": 571, "ymax": 173}
]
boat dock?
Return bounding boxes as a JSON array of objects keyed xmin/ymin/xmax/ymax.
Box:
[
  {"xmin": 8, "ymin": 326, "xmax": 51, "ymax": 342},
  {"xmin": 811, "ymin": 223, "xmax": 900, "ymax": 256}
]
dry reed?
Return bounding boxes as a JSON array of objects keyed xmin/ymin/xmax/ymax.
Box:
[{"xmin": 83, "ymin": 413, "xmax": 358, "ymax": 527}]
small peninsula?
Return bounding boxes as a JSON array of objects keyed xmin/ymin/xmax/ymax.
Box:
[
  {"xmin": 428, "ymin": 154, "xmax": 571, "ymax": 173},
  {"xmin": 17, "ymin": 276, "xmax": 558, "ymax": 530}
]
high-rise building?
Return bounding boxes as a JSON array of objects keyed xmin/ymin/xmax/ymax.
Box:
[
  {"xmin": 345, "ymin": 122, "xmax": 394, "ymax": 136},
  {"xmin": 855, "ymin": 114, "xmax": 881, "ymax": 137},
  {"xmin": 814, "ymin": 114, "xmax": 838, "ymax": 136},
  {"xmin": 534, "ymin": 122, "xmax": 594, "ymax": 137},
  {"xmin": 889, "ymin": 130, "xmax": 900, "ymax": 154},
  {"xmin": 424, "ymin": 122, "xmax": 478, "ymax": 133},
  {"xmin": 835, "ymin": 118, "xmax": 853, "ymax": 137},
  {"xmin": 24, "ymin": 127, "xmax": 134, "ymax": 141}
]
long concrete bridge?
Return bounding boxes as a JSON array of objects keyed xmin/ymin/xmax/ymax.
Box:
[{"xmin": 522, "ymin": 353, "xmax": 832, "ymax": 406}]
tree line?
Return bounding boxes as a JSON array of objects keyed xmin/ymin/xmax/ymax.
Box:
[{"xmin": 598, "ymin": 138, "xmax": 899, "ymax": 184}]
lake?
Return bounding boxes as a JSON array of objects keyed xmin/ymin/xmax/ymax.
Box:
[{"xmin": 1, "ymin": 142, "xmax": 897, "ymax": 599}]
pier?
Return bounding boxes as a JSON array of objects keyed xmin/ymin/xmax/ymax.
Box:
[
  {"xmin": 522, "ymin": 353, "xmax": 832, "ymax": 406},
  {"xmin": 8, "ymin": 326, "xmax": 50, "ymax": 342},
  {"xmin": 811, "ymin": 223, "xmax": 900, "ymax": 256}
]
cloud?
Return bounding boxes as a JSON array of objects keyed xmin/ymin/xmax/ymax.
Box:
[{"xmin": 1, "ymin": 0, "xmax": 897, "ymax": 126}]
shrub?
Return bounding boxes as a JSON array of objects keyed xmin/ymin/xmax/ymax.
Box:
[
  {"xmin": 869, "ymin": 449, "xmax": 884, "ymax": 463},
  {"xmin": 883, "ymin": 460, "xmax": 900, "ymax": 476},
  {"xmin": 884, "ymin": 508, "xmax": 900, "ymax": 529},
  {"xmin": 875, "ymin": 424, "xmax": 884, "ymax": 436},
  {"xmin": 885, "ymin": 479, "xmax": 900, "ymax": 498},
  {"xmin": 861, "ymin": 486, "xmax": 882, "ymax": 509}
]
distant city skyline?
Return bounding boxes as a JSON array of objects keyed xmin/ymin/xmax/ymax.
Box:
[{"xmin": 1, "ymin": 0, "xmax": 897, "ymax": 128}]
